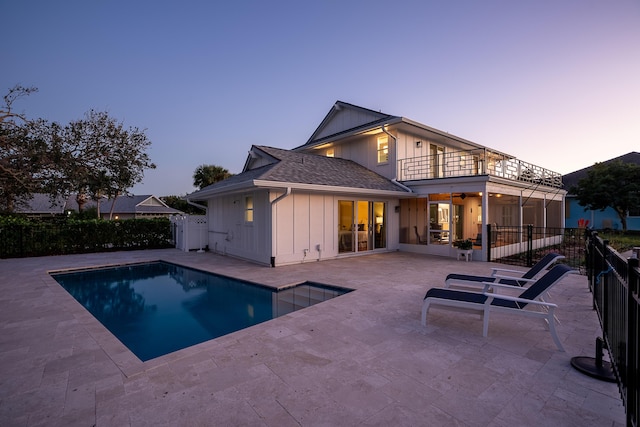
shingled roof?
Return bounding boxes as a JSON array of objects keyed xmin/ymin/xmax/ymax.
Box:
[
  {"xmin": 189, "ymin": 145, "xmax": 410, "ymax": 199},
  {"xmin": 563, "ymin": 152, "xmax": 640, "ymax": 192},
  {"xmin": 100, "ymin": 195, "xmax": 182, "ymax": 216}
]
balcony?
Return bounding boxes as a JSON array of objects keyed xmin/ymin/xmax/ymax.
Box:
[{"xmin": 397, "ymin": 148, "xmax": 563, "ymax": 188}]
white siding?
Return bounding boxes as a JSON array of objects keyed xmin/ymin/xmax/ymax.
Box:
[
  {"xmin": 272, "ymin": 192, "xmax": 335, "ymax": 265},
  {"xmin": 314, "ymin": 108, "xmax": 384, "ymax": 141},
  {"xmin": 207, "ymin": 190, "xmax": 271, "ymax": 266}
]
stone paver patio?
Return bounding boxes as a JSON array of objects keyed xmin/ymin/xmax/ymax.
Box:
[{"xmin": 0, "ymin": 249, "xmax": 626, "ymax": 426}]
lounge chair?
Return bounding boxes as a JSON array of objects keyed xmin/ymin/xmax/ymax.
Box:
[
  {"xmin": 444, "ymin": 252, "xmax": 565, "ymax": 289},
  {"xmin": 421, "ymin": 264, "xmax": 576, "ymax": 351}
]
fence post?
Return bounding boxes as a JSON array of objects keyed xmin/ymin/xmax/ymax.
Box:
[
  {"xmin": 486, "ymin": 223, "xmax": 492, "ymax": 262},
  {"xmin": 570, "ymin": 234, "xmax": 616, "ymax": 382},
  {"xmin": 526, "ymin": 224, "xmax": 533, "ymax": 267},
  {"xmin": 628, "ymin": 256, "xmax": 639, "ymax": 427},
  {"xmin": 601, "ymin": 239, "xmax": 610, "ymax": 335}
]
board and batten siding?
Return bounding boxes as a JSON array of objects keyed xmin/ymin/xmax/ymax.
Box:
[
  {"xmin": 271, "ymin": 191, "xmax": 335, "ymax": 266},
  {"xmin": 314, "ymin": 107, "xmax": 383, "ymax": 141},
  {"xmin": 207, "ymin": 190, "xmax": 271, "ymax": 266}
]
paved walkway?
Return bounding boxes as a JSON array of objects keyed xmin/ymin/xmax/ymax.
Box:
[{"xmin": 0, "ymin": 249, "xmax": 626, "ymax": 426}]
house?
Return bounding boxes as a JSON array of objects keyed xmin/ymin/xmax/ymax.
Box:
[
  {"xmin": 13, "ymin": 193, "xmax": 68, "ymax": 217},
  {"xmin": 96, "ymin": 195, "xmax": 183, "ymax": 220},
  {"xmin": 15, "ymin": 194, "xmax": 182, "ymax": 219},
  {"xmin": 563, "ymin": 152, "xmax": 640, "ymax": 231},
  {"xmin": 188, "ymin": 101, "xmax": 565, "ymax": 267}
]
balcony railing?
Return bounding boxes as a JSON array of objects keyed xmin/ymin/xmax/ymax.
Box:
[{"xmin": 397, "ymin": 148, "xmax": 563, "ymax": 188}]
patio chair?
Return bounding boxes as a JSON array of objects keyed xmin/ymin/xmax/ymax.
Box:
[
  {"xmin": 444, "ymin": 253, "xmax": 565, "ymax": 289},
  {"xmin": 421, "ymin": 264, "xmax": 576, "ymax": 351},
  {"xmin": 414, "ymin": 226, "xmax": 427, "ymax": 244}
]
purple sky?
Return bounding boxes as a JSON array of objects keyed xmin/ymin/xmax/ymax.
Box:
[{"xmin": 4, "ymin": 0, "xmax": 639, "ymax": 196}]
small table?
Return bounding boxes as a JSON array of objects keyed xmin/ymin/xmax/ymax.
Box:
[{"xmin": 457, "ymin": 249, "xmax": 473, "ymax": 262}]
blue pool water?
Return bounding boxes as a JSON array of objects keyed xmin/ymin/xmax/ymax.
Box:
[{"xmin": 51, "ymin": 261, "xmax": 351, "ymax": 361}]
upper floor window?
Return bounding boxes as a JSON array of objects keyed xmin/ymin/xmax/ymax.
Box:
[
  {"xmin": 377, "ymin": 136, "xmax": 389, "ymax": 164},
  {"xmin": 245, "ymin": 196, "xmax": 254, "ymax": 223},
  {"xmin": 326, "ymin": 148, "xmax": 334, "ymax": 158},
  {"xmin": 430, "ymin": 144, "xmax": 444, "ymax": 178}
]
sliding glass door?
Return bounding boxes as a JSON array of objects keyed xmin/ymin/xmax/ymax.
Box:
[{"xmin": 338, "ymin": 200, "xmax": 386, "ymax": 253}]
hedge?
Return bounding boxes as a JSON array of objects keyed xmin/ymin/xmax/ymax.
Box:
[{"xmin": 0, "ymin": 217, "xmax": 174, "ymax": 258}]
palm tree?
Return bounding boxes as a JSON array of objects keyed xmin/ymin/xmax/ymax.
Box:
[{"xmin": 193, "ymin": 164, "xmax": 232, "ymax": 190}]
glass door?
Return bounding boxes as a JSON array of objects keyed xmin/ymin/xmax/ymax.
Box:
[
  {"xmin": 429, "ymin": 202, "xmax": 450, "ymax": 244},
  {"xmin": 338, "ymin": 200, "xmax": 354, "ymax": 253},
  {"xmin": 372, "ymin": 202, "xmax": 386, "ymax": 249},
  {"xmin": 356, "ymin": 201, "xmax": 370, "ymax": 252},
  {"xmin": 453, "ymin": 204, "xmax": 464, "ymax": 241},
  {"xmin": 339, "ymin": 200, "xmax": 386, "ymax": 253}
]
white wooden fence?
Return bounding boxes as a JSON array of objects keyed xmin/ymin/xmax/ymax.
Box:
[{"xmin": 170, "ymin": 215, "xmax": 207, "ymax": 252}]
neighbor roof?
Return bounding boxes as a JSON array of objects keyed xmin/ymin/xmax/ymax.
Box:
[
  {"xmin": 100, "ymin": 195, "xmax": 182, "ymax": 215},
  {"xmin": 188, "ymin": 145, "xmax": 411, "ymax": 199},
  {"xmin": 563, "ymin": 152, "xmax": 640, "ymax": 192},
  {"xmin": 14, "ymin": 193, "xmax": 67, "ymax": 215}
]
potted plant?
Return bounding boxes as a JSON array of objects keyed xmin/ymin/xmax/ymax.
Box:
[
  {"xmin": 454, "ymin": 238, "xmax": 473, "ymax": 261},
  {"xmin": 453, "ymin": 239, "xmax": 473, "ymax": 250}
]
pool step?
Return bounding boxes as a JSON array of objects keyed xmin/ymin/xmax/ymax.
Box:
[{"xmin": 273, "ymin": 285, "xmax": 342, "ymax": 315}]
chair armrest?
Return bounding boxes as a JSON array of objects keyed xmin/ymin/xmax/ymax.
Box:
[
  {"xmin": 490, "ymin": 267, "xmax": 526, "ymax": 276},
  {"xmin": 483, "ymin": 292, "xmax": 557, "ymax": 308},
  {"xmin": 480, "ymin": 281, "xmax": 530, "ymax": 292},
  {"xmin": 492, "ymin": 274, "xmax": 536, "ymax": 283}
]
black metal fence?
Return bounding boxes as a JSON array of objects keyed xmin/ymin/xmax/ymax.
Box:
[
  {"xmin": 0, "ymin": 218, "xmax": 174, "ymax": 258},
  {"xmin": 584, "ymin": 229, "xmax": 639, "ymax": 427},
  {"xmin": 487, "ymin": 224, "xmax": 587, "ymax": 272}
]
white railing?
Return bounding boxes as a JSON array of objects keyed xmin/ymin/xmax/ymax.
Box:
[{"xmin": 397, "ymin": 148, "xmax": 562, "ymax": 188}]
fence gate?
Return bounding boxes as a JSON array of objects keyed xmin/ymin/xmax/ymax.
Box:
[{"xmin": 170, "ymin": 215, "xmax": 208, "ymax": 252}]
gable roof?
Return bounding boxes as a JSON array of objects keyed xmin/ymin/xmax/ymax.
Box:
[
  {"xmin": 100, "ymin": 195, "xmax": 182, "ymax": 215},
  {"xmin": 296, "ymin": 100, "xmax": 510, "ymax": 156},
  {"xmin": 563, "ymin": 152, "xmax": 640, "ymax": 192},
  {"xmin": 300, "ymin": 101, "xmax": 400, "ymax": 148},
  {"xmin": 14, "ymin": 193, "xmax": 68, "ymax": 215},
  {"xmin": 15, "ymin": 194, "xmax": 182, "ymax": 216},
  {"xmin": 188, "ymin": 145, "xmax": 411, "ymax": 199}
]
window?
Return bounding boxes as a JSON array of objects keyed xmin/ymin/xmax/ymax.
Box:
[
  {"xmin": 326, "ymin": 148, "xmax": 334, "ymax": 157},
  {"xmin": 430, "ymin": 144, "xmax": 444, "ymax": 178},
  {"xmin": 245, "ymin": 196, "xmax": 253, "ymax": 223},
  {"xmin": 377, "ymin": 136, "xmax": 389, "ymax": 164}
]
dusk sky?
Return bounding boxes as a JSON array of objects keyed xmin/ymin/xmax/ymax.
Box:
[{"xmin": 4, "ymin": 0, "xmax": 639, "ymax": 196}]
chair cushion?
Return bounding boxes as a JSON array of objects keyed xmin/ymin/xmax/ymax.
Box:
[
  {"xmin": 425, "ymin": 287, "xmax": 520, "ymax": 309},
  {"xmin": 445, "ymin": 273, "xmax": 524, "ymax": 287}
]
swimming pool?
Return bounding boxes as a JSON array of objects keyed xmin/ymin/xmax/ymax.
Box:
[{"xmin": 51, "ymin": 261, "xmax": 352, "ymax": 361}]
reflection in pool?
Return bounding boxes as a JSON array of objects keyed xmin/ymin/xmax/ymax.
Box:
[{"xmin": 51, "ymin": 262, "xmax": 351, "ymax": 361}]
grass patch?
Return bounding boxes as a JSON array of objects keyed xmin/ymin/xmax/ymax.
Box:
[{"xmin": 598, "ymin": 232, "xmax": 640, "ymax": 253}]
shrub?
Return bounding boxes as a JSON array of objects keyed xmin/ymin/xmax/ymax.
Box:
[{"xmin": 0, "ymin": 216, "xmax": 173, "ymax": 258}]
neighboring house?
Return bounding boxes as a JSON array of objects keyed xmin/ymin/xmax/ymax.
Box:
[
  {"xmin": 97, "ymin": 195, "xmax": 183, "ymax": 220},
  {"xmin": 188, "ymin": 101, "xmax": 565, "ymax": 267},
  {"xmin": 15, "ymin": 194, "xmax": 182, "ymax": 219},
  {"xmin": 13, "ymin": 193, "xmax": 69, "ymax": 217},
  {"xmin": 563, "ymin": 152, "xmax": 640, "ymax": 231}
]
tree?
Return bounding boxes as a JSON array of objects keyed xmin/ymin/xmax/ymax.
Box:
[
  {"xmin": 0, "ymin": 85, "xmax": 55, "ymax": 212},
  {"xmin": 161, "ymin": 195, "xmax": 205, "ymax": 214},
  {"xmin": 1, "ymin": 86, "xmax": 156, "ymax": 216},
  {"xmin": 54, "ymin": 110, "xmax": 156, "ymax": 217},
  {"xmin": 570, "ymin": 160, "xmax": 640, "ymax": 232},
  {"xmin": 193, "ymin": 164, "xmax": 231, "ymax": 190}
]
